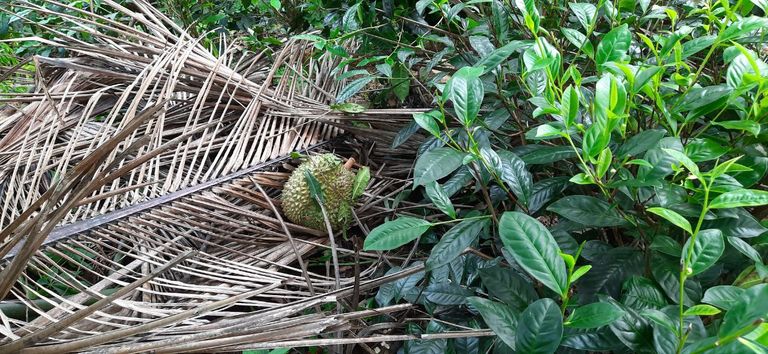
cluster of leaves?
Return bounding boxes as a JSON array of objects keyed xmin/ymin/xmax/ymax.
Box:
[{"xmin": 304, "ymin": 0, "xmax": 768, "ymax": 353}]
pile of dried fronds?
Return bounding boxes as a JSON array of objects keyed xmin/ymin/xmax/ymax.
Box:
[{"xmin": 0, "ymin": 0, "xmax": 485, "ymax": 352}]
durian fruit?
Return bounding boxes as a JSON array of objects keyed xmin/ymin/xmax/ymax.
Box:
[{"xmin": 281, "ymin": 153, "xmax": 356, "ymax": 230}]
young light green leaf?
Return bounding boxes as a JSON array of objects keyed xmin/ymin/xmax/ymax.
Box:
[
  {"xmin": 683, "ymin": 304, "xmax": 722, "ymax": 316},
  {"xmin": 426, "ymin": 218, "xmax": 488, "ymax": 269},
  {"xmin": 596, "ymin": 24, "xmax": 631, "ymax": 66},
  {"xmin": 719, "ymin": 16, "xmax": 768, "ymax": 42},
  {"xmin": 561, "ymin": 85, "xmax": 579, "ymax": 127},
  {"xmin": 662, "ymin": 148, "xmax": 700, "ymax": 177},
  {"xmin": 683, "ymin": 229, "xmax": 724, "ymax": 276},
  {"xmin": 499, "ymin": 212, "xmax": 568, "ymax": 296},
  {"xmin": 425, "ymin": 181, "xmax": 456, "ymax": 218},
  {"xmin": 363, "ymin": 216, "xmax": 432, "ymax": 251},
  {"xmin": 647, "ymin": 207, "xmax": 692, "ymax": 234},
  {"xmin": 568, "ymin": 2, "xmax": 596, "ymax": 31},
  {"xmin": 709, "ymin": 189, "xmax": 768, "ymax": 209},
  {"xmin": 414, "ymin": 147, "xmax": 466, "ymax": 186},
  {"xmin": 566, "ymin": 302, "xmax": 625, "ymax": 329},
  {"xmin": 351, "ymin": 166, "xmax": 370, "ymax": 199},
  {"xmin": 516, "ymin": 299, "xmax": 563, "ymax": 354},
  {"xmin": 596, "ymin": 148, "xmax": 613, "ymax": 179},
  {"xmin": 468, "ymin": 297, "xmax": 519, "ymax": 350},
  {"xmin": 571, "ymin": 265, "xmax": 592, "ymax": 283}
]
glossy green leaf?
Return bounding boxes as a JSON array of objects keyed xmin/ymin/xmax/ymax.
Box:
[
  {"xmin": 647, "ymin": 207, "xmax": 692, "ymax": 234},
  {"xmin": 719, "ymin": 285, "xmax": 768, "ymax": 337},
  {"xmin": 596, "ymin": 24, "xmax": 631, "ymax": 66},
  {"xmin": 467, "ymin": 297, "xmax": 519, "ymax": 350},
  {"xmin": 683, "ymin": 229, "xmax": 724, "ymax": 276},
  {"xmin": 425, "ymin": 181, "xmax": 456, "ymax": 218},
  {"xmin": 566, "ymin": 302, "xmax": 625, "ymax": 329},
  {"xmin": 521, "ymin": 146, "xmax": 578, "ymax": 164},
  {"xmin": 363, "ymin": 216, "xmax": 432, "ymax": 251},
  {"xmin": 498, "ymin": 150, "xmax": 533, "ymax": 204},
  {"xmin": 351, "ymin": 166, "xmax": 370, "ymax": 199},
  {"xmin": 413, "ymin": 112, "xmax": 441, "ymax": 138},
  {"xmin": 414, "ymin": 147, "xmax": 465, "ymax": 186},
  {"xmin": 720, "ymin": 16, "xmax": 768, "ymax": 42},
  {"xmin": 476, "ymin": 40, "xmax": 530, "ymax": 74},
  {"xmin": 426, "ymin": 218, "xmax": 488, "ymax": 269},
  {"xmin": 499, "ymin": 212, "xmax": 568, "ymax": 296},
  {"xmin": 617, "ymin": 129, "xmax": 666, "ymax": 158},
  {"xmin": 702, "ymin": 286, "xmax": 745, "ymax": 310},
  {"xmin": 561, "ymin": 85, "xmax": 579, "ymax": 127},
  {"xmin": 304, "ymin": 170, "xmax": 325, "ymax": 204},
  {"xmin": 709, "ymin": 189, "xmax": 768, "ymax": 209},
  {"xmin": 713, "ymin": 120, "xmax": 761, "ymax": 137},
  {"xmin": 568, "ymin": 2, "xmax": 596, "ymax": 31},
  {"xmin": 516, "ymin": 299, "xmax": 563, "ymax": 354},
  {"xmin": 683, "ymin": 304, "xmax": 722, "ymax": 316},
  {"xmin": 480, "ymin": 265, "xmax": 539, "ymax": 311},
  {"xmin": 547, "ymin": 196, "xmax": 626, "ymax": 227},
  {"xmin": 727, "ymin": 236, "xmax": 762, "ymax": 263},
  {"xmin": 448, "ymin": 66, "xmax": 484, "ymax": 126}
]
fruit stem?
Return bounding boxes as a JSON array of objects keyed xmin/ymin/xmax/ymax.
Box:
[{"xmin": 344, "ymin": 157, "xmax": 356, "ymax": 170}]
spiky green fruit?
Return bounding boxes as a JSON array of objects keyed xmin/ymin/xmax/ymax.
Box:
[{"xmin": 282, "ymin": 154, "xmax": 356, "ymax": 230}]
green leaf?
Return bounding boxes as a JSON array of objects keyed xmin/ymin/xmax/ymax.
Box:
[
  {"xmin": 596, "ymin": 148, "xmax": 613, "ymax": 179},
  {"xmin": 683, "ymin": 304, "xmax": 722, "ymax": 316},
  {"xmin": 363, "ymin": 216, "xmax": 432, "ymax": 251},
  {"xmin": 448, "ymin": 66, "xmax": 484, "ymax": 126},
  {"xmin": 702, "ymin": 285, "xmax": 745, "ymax": 311},
  {"xmin": 413, "ymin": 112, "xmax": 441, "ymax": 138},
  {"xmin": 476, "ymin": 40, "xmax": 530, "ymax": 74},
  {"xmin": 719, "ymin": 285, "xmax": 768, "ymax": 337},
  {"xmin": 683, "ymin": 229, "xmax": 724, "ymax": 276},
  {"xmin": 596, "ymin": 24, "xmax": 631, "ymax": 66},
  {"xmin": 720, "ymin": 16, "xmax": 768, "ymax": 42},
  {"xmin": 562, "ymin": 85, "xmax": 580, "ymax": 127},
  {"xmin": 709, "ymin": 189, "xmax": 768, "ymax": 209},
  {"xmin": 677, "ymin": 85, "xmax": 732, "ymax": 121},
  {"xmin": 650, "ymin": 235, "xmax": 683, "ymax": 257},
  {"xmin": 621, "ymin": 276, "xmax": 668, "ymax": 310},
  {"xmin": 515, "ymin": 0, "xmax": 540, "ymax": 33},
  {"xmin": 567, "ymin": 302, "xmax": 626, "ymax": 329},
  {"xmin": 498, "ymin": 150, "xmax": 533, "ymax": 204},
  {"xmin": 499, "ymin": 212, "xmax": 568, "ymax": 296},
  {"xmin": 425, "ymin": 181, "xmax": 456, "ymax": 218},
  {"xmin": 727, "ymin": 236, "xmax": 762, "ymax": 263},
  {"xmin": 480, "ymin": 265, "xmax": 539, "ymax": 311},
  {"xmin": 647, "ymin": 207, "xmax": 692, "ymax": 234},
  {"xmin": 337, "ymin": 76, "xmax": 374, "ymax": 102},
  {"xmin": 424, "ymin": 283, "xmax": 473, "ymax": 305},
  {"xmin": 685, "ymin": 138, "xmax": 728, "ymax": 162},
  {"xmin": 304, "ymin": 170, "xmax": 325, "ymax": 204},
  {"xmin": 547, "ymin": 196, "xmax": 626, "ymax": 227},
  {"xmin": 571, "ymin": 265, "xmax": 592, "ymax": 283},
  {"xmin": 521, "ymin": 146, "xmax": 578, "ymax": 164},
  {"xmin": 617, "ymin": 129, "xmax": 666, "ymax": 158},
  {"xmin": 662, "ymin": 148, "xmax": 700, "ymax": 177},
  {"xmin": 351, "ymin": 166, "xmax": 370, "ymax": 199},
  {"xmin": 568, "ymin": 2, "xmax": 596, "ymax": 31},
  {"xmin": 269, "ymin": 0, "xmax": 282, "ymax": 10},
  {"xmin": 467, "ymin": 297, "xmax": 519, "ymax": 350},
  {"xmin": 713, "ymin": 120, "xmax": 761, "ymax": 137},
  {"xmin": 516, "ymin": 298, "xmax": 563, "ymax": 354},
  {"xmin": 632, "ymin": 66, "xmax": 661, "ymax": 93},
  {"xmin": 414, "ymin": 147, "xmax": 465, "ymax": 186},
  {"xmin": 426, "ymin": 218, "xmax": 488, "ymax": 269},
  {"xmin": 391, "ymin": 63, "xmax": 410, "ymax": 103}
]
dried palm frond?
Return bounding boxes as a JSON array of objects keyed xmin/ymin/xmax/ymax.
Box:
[{"xmin": 0, "ymin": 0, "xmax": 463, "ymax": 352}]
